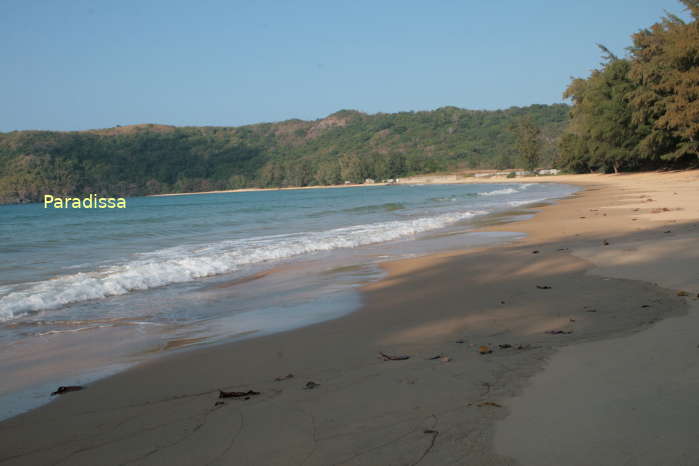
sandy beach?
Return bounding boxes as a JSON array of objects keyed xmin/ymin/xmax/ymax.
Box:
[{"xmin": 1, "ymin": 170, "xmax": 697, "ymax": 465}]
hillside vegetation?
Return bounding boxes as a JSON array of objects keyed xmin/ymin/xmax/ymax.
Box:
[{"xmin": 0, "ymin": 104, "xmax": 567, "ymax": 204}]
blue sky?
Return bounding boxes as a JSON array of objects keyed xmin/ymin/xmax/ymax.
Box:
[{"xmin": 0, "ymin": 0, "xmax": 690, "ymax": 131}]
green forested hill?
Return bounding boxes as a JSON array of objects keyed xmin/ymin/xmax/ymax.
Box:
[{"xmin": 0, "ymin": 104, "xmax": 568, "ymax": 204}]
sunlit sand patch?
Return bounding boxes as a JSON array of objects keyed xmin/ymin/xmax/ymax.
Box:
[{"xmin": 380, "ymin": 307, "xmax": 570, "ymax": 345}]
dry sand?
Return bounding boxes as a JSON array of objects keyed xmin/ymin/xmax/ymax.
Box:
[
  {"xmin": 493, "ymin": 171, "xmax": 699, "ymax": 466},
  {"xmin": 0, "ymin": 171, "xmax": 697, "ymax": 465}
]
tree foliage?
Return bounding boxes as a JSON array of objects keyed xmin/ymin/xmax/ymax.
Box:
[
  {"xmin": 512, "ymin": 116, "xmax": 542, "ymax": 171},
  {"xmin": 558, "ymin": 0, "xmax": 699, "ymax": 172},
  {"xmin": 561, "ymin": 56, "xmax": 645, "ymax": 173}
]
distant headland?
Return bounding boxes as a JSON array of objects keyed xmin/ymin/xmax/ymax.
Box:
[{"xmin": 0, "ymin": 105, "xmax": 568, "ymax": 205}]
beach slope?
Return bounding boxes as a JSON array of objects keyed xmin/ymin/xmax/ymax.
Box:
[{"xmin": 0, "ymin": 171, "xmax": 697, "ymax": 466}]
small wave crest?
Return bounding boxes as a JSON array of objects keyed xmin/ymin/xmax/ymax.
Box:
[
  {"xmin": 429, "ymin": 194, "xmax": 478, "ymax": 202},
  {"xmin": 342, "ymin": 202, "xmax": 405, "ymax": 214},
  {"xmin": 479, "ymin": 187, "xmax": 518, "ymax": 196},
  {"xmin": 0, "ymin": 209, "xmax": 486, "ymax": 320},
  {"xmin": 307, "ymin": 202, "xmax": 405, "ymax": 218},
  {"xmin": 478, "ymin": 183, "xmax": 538, "ymax": 197}
]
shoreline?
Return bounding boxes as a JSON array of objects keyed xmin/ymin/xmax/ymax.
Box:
[
  {"xmin": 145, "ymin": 172, "xmax": 563, "ymax": 198},
  {"xmin": 0, "ymin": 184, "xmax": 557, "ymax": 423},
  {"xmin": 0, "ymin": 183, "xmax": 562, "ymax": 423},
  {"xmin": 1, "ymin": 171, "xmax": 697, "ymax": 465},
  {"xmin": 146, "ymin": 181, "xmax": 391, "ymax": 197}
]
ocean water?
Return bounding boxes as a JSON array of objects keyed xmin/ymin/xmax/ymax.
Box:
[{"xmin": 0, "ymin": 182, "xmax": 577, "ymax": 419}]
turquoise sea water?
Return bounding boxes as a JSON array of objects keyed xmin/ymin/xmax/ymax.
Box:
[{"xmin": 0, "ymin": 182, "xmax": 577, "ymax": 419}]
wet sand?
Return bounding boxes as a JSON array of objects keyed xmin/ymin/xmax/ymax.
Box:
[{"xmin": 0, "ymin": 170, "xmax": 697, "ymax": 465}]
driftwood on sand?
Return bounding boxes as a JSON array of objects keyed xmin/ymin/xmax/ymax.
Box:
[
  {"xmin": 51, "ymin": 386, "xmax": 84, "ymax": 396},
  {"xmin": 380, "ymin": 352, "xmax": 410, "ymax": 361},
  {"xmin": 218, "ymin": 389, "xmax": 261, "ymax": 399}
]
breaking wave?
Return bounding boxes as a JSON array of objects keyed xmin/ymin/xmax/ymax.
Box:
[
  {"xmin": 0, "ymin": 209, "xmax": 486, "ymax": 321},
  {"xmin": 479, "ymin": 187, "xmax": 518, "ymax": 196},
  {"xmin": 478, "ymin": 183, "xmax": 535, "ymax": 197}
]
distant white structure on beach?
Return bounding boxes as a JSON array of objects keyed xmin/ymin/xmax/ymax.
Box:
[
  {"xmin": 474, "ymin": 173, "xmax": 493, "ymax": 178},
  {"xmin": 364, "ymin": 178, "xmax": 375, "ymax": 184},
  {"xmin": 515, "ymin": 171, "xmax": 533, "ymax": 176},
  {"xmin": 537, "ymin": 169, "xmax": 560, "ymax": 175}
]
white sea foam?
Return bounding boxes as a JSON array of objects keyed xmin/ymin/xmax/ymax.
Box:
[
  {"xmin": 478, "ymin": 182, "xmax": 538, "ymax": 197},
  {"xmin": 479, "ymin": 187, "xmax": 518, "ymax": 196},
  {"xmin": 507, "ymin": 198, "xmax": 549, "ymax": 207},
  {"xmin": 36, "ymin": 325, "xmax": 111, "ymax": 336},
  {"xmin": 0, "ymin": 209, "xmax": 486, "ymax": 320}
]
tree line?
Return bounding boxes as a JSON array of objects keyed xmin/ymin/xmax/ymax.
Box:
[{"xmin": 557, "ymin": 0, "xmax": 699, "ymax": 173}]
